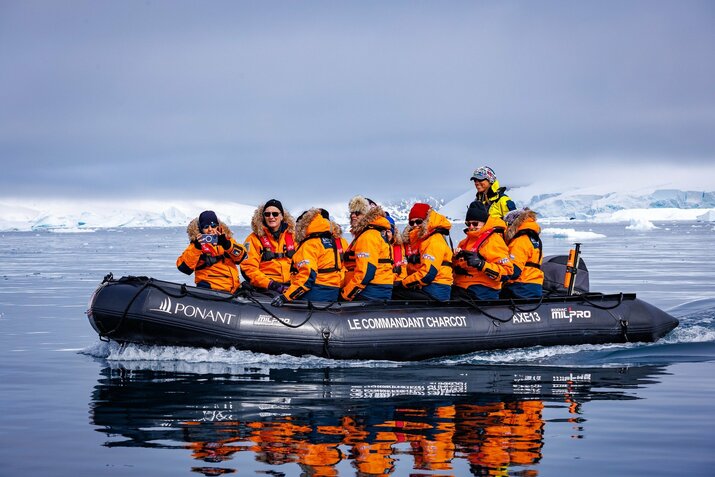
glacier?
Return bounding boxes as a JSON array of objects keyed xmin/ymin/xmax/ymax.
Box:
[{"xmin": 1, "ymin": 186, "xmax": 713, "ymax": 232}]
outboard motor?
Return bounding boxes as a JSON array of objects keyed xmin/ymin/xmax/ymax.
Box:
[{"xmin": 542, "ymin": 255, "xmax": 589, "ymax": 295}]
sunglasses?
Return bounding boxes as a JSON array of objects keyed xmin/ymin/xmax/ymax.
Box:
[
  {"xmin": 465, "ymin": 221, "xmax": 482, "ymax": 227},
  {"xmin": 349, "ymin": 211, "xmax": 362, "ymax": 216},
  {"xmin": 202, "ymin": 222, "xmax": 219, "ymax": 229},
  {"xmin": 408, "ymin": 219, "xmax": 424, "ymax": 226},
  {"xmin": 472, "ymin": 176, "xmax": 489, "ymax": 182},
  {"xmin": 263, "ymin": 211, "xmax": 281, "ymax": 218}
]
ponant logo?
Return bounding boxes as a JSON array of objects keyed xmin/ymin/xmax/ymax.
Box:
[
  {"xmin": 148, "ymin": 295, "xmax": 236, "ymax": 325},
  {"xmin": 151, "ymin": 297, "xmax": 173, "ymax": 314}
]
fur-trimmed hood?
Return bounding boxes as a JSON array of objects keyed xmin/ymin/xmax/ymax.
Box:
[
  {"xmin": 348, "ymin": 195, "xmax": 374, "ymax": 217},
  {"xmin": 250, "ymin": 204, "xmax": 296, "ymax": 238},
  {"xmin": 186, "ymin": 217, "xmax": 234, "ymax": 241},
  {"xmin": 505, "ymin": 209, "xmax": 540, "ymax": 242},
  {"xmin": 402, "ymin": 209, "xmax": 452, "ymax": 244},
  {"xmin": 350, "ymin": 205, "xmax": 390, "ymax": 236},
  {"xmin": 294, "ymin": 208, "xmax": 331, "ymax": 243},
  {"xmin": 330, "ymin": 221, "xmax": 345, "ymax": 239}
]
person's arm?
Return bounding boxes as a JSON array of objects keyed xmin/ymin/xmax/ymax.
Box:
[
  {"xmin": 283, "ymin": 241, "xmax": 318, "ymax": 301},
  {"xmin": 176, "ymin": 241, "xmax": 202, "ymax": 275},
  {"xmin": 479, "ymin": 236, "xmax": 514, "ymax": 281},
  {"xmin": 403, "ymin": 236, "xmax": 444, "ymax": 287},
  {"xmin": 239, "ymin": 234, "xmax": 274, "ymax": 288},
  {"xmin": 342, "ymin": 232, "xmax": 379, "ymax": 300}
]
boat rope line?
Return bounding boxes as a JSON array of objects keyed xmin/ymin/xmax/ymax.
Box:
[
  {"xmin": 99, "ymin": 279, "xmax": 151, "ymax": 340},
  {"xmin": 579, "ymin": 292, "xmax": 625, "ymax": 310},
  {"xmin": 454, "ymin": 297, "xmax": 515, "ymax": 323},
  {"xmin": 322, "ymin": 329, "xmax": 332, "ymax": 359},
  {"xmin": 99, "ymin": 275, "xmax": 631, "ymax": 338},
  {"xmin": 578, "ymin": 293, "xmax": 630, "ymax": 340},
  {"xmin": 239, "ymin": 294, "xmax": 319, "ymax": 329}
]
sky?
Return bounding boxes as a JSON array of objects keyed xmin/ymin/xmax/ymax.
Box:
[{"xmin": 1, "ymin": 0, "xmax": 714, "ymax": 210}]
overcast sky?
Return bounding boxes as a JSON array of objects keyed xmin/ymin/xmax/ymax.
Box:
[{"xmin": 1, "ymin": 0, "xmax": 714, "ymax": 208}]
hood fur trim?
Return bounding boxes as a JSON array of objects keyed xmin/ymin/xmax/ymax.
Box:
[
  {"xmin": 250, "ymin": 204, "xmax": 296, "ymax": 237},
  {"xmin": 186, "ymin": 218, "xmax": 234, "ymax": 241},
  {"xmin": 348, "ymin": 195, "xmax": 372, "ymax": 216},
  {"xmin": 331, "ymin": 221, "xmax": 344, "ymax": 238},
  {"xmin": 350, "ymin": 205, "xmax": 387, "ymax": 236},
  {"xmin": 505, "ymin": 209, "xmax": 539, "ymax": 241},
  {"xmin": 295, "ymin": 208, "xmax": 323, "ymax": 243}
]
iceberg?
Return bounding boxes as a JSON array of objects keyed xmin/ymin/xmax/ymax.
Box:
[{"xmin": 1, "ymin": 184, "xmax": 714, "ymax": 232}]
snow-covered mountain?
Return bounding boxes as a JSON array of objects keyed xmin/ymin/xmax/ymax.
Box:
[
  {"xmin": 440, "ymin": 186, "xmax": 715, "ymax": 224},
  {"xmin": 1, "ymin": 187, "xmax": 714, "ymax": 232}
]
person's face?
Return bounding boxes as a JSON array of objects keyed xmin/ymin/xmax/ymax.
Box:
[
  {"xmin": 350, "ymin": 210, "xmax": 362, "ymax": 228},
  {"xmin": 473, "ymin": 178, "xmax": 490, "ymax": 193},
  {"xmin": 408, "ymin": 218, "xmax": 424, "ymax": 228},
  {"xmin": 263, "ymin": 207, "xmax": 283, "ymax": 231},
  {"xmin": 465, "ymin": 220, "xmax": 485, "ymax": 233},
  {"xmin": 202, "ymin": 222, "xmax": 219, "ymax": 234}
]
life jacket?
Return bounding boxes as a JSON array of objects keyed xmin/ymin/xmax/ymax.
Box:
[
  {"xmin": 294, "ymin": 231, "xmax": 343, "ymax": 275},
  {"xmin": 259, "ymin": 231, "xmax": 296, "ymax": 261},
  {"xmin": 390, "ymin": 243, "xmax": 403, "ymax": 273},
  {"xmin": 345, "ymin": 223, "xmax": 389, "ymax": 267},
  {"xmin": 467, "ymin": 226, "xmax": 505, "ymax": 256}
]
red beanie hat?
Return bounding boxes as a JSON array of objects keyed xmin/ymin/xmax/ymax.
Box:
[{"xmin": 409, "ymin": 203, "xmax": 430, "ymax": 220}]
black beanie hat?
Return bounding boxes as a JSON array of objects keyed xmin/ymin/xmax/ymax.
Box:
[
  {"xmin": 198, "ymin": 210, "xmax": 219, "ymax": 229},
  {"xmin": 264, "ymin": 199, "xmax": 284, "ymax": 214},
  {"xmin": 465, "ymin": 201, "xmax": 489, "ymax": 223}
]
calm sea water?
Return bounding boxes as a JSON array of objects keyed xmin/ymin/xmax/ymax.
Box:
[{"xmin": 1, "ymin": 222, "xmax": 714, "ymax": 476}]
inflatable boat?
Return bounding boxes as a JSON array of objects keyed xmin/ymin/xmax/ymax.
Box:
[{"xmin": 86, "ymin": 274, "xmax": 679, "ymax": 361}]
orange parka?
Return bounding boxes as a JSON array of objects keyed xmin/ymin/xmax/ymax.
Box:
[
  {"xmin": 284, "ymin": 209, "xmax": 343, "ymax": 301},
  {"xmin": 453, "ymin": 216, "xmax": 514, "ymax": 291},
  {"xmin": 342, "ymin": 206, "xmax": 394, "ymax": 300},
  {"xmin": 504, "ymin": 210, "xmax": 544, "ymax": 285},
  {"xmin": 241, "ymin": 206, "xmax": 296, "ymax": 289},
  {"xmin": 402, "ymin": 209, "xmax": 454, "ymax": 288},
  {"xmin": 176, "ymin": 218, "xmax": 247, "ymax": 293}
]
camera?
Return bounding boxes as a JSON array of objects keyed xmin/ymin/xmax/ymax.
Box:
[{"xmin": 199, "ymin": 234, "xmax": 219, "ymax": 245}]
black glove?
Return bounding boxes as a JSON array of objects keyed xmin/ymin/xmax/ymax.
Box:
[
  {"xmin": 271, "ymin": 294, "xmax": 287, "ymax": 307},
  {"xmin": 191, "ymin": 239, "xmax": 202, "ymax": 250},
  {"xmin": 268, "ymin": 280, "xmax": 288, "ymax": 293},
  {"xmin": 466, "ymin": 255, "xmax": 485, "ymax": 271},
  {"xmin": 217, "ymin": 234, "xmax": 232, "ymax": 250}
]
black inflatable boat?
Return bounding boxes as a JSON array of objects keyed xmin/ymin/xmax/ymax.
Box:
[{"xmin": 86, "ymin": 274, "xmax": 679, "ymax": 361}]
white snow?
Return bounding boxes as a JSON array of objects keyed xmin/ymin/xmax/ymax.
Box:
[
  {"xmin": 2, "ymin": 183, "xmax": 714, "ymax": 231},
  {"xmin": 439, "ymin": 185, "xmax": 715, "ymax": 226},
  {"xmin": 540, "ymin": 228, "xmax": 607, "ymax": 240},
  {"xmin": 625, "ymin": 217, "xmax": 658, "ymax": 231}
]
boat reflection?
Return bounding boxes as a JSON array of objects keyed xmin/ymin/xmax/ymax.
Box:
[{"xmin": 90, "ymin": 362, "xmax": 666, "ymax": 476}]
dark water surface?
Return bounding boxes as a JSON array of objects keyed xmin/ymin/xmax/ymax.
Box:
[{"xmin": 1, "ymin": 223, "xmax": 714, "ymax": 476}]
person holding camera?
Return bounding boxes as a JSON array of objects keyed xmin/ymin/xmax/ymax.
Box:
[
  {"xmin": 241, "ymin": 199, "xmax": 296, "ymax": 294},
  {"xmin": 176, "ymin": 210, "xmax": 247, "ymax": 293}
]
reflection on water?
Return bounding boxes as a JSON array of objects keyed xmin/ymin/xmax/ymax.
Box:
[{"xmin": 90, "ymin": 363, "xmax": 665, "ymax": 476}]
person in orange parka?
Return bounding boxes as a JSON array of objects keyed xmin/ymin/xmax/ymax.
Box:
[
  {"xmin": 452, "ymin": 201, "xmax": 514, "ymax": 300},
  {"xmin": 385, "ymin": 213, "xmax": 407, "ymax": 284},
  {"xmin": 342, "ymin": 196, "xmax": 394, "ymax": 301},
  {"xmin": 176, "ymin": 210, "xmax": 247, "ymax": 293},
  {"xmin": 241, "ymin": 199, "xmax": 296, "ymax": 294},
  {"xmin": 393, "ymin": 203, "xmax": 454, "ymax": 302},
  {"xmin": 271, "ymin": 208, "xmax": 343, "ymax": 306},
  {"xmin": 501, "ymin": 208, "xmax": 544, "ymax": 298},
  {"xmin": 330, "ymin": 220, "xmax": 349, "ymax": 284}
]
